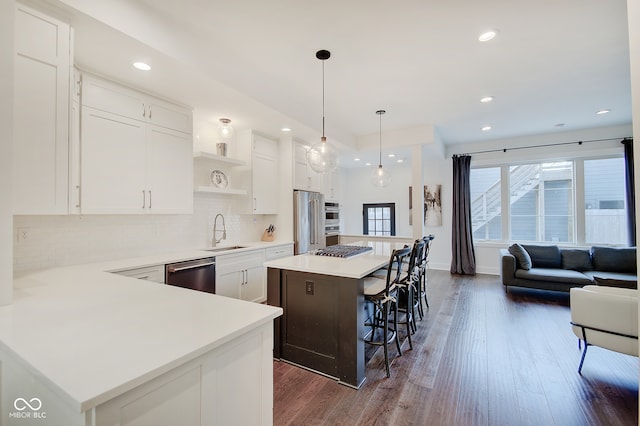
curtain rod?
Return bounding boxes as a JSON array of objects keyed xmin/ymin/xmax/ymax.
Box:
[{"xmin": 451, "ymin": 136, "xmax": 633, "ymax": 158}]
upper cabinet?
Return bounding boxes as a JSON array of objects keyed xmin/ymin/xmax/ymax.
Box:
[
  {"xmin": 322, "ymin": 169, "xmax": 341, "ymax": 202},
  {"xmin": 80, "ymin": 74, "xmax": 193, "ymax": 214},
  {"xmin": 293, "ymin": 141, "xmax": 322, "ymax": 193},
  {"xmin": 13, "ymin": 4, "xmax": 71, "ymax": 214},
  {"xmin": 82, "ymin": 77, "xmax": 192, "ymax": 134},
  {"xmin": 236, "ymin": 130, "xmax": 279, "ymax": 214}
]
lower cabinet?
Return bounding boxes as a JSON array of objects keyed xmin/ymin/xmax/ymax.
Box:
[
  {"xmin": 216, "ymin": 251, "xmax": 266, "ymax": 303},
  {"xmin": 110, "ymin": 264, "xmax": 165, "ymax": 283},
  {"xmin": 94, "ymin": 324, "xmax": 273, "ymax": 426},
  {"xmin": 0, "ymin": 323, "xmax": 275, "ymax": 426}
]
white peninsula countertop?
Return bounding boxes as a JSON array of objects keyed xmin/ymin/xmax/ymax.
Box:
[
  {"xmin": 264, "ymin": 241, "xmax": 405, "ymax": 279},
  {"xmin": 0, "ymin": 249, "xmax": 283, "ymax": 420}
]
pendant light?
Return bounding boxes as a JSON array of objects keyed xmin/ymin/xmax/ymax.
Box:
[
  {"xmin": 371, "ymin": 109, "xmax": 391, "ymax": 187},
  {"xmin": 306, "ymin": 49, "xmax": 339, "ymax": 174},
  {"xmin": 217, "ymin": 118, "xmax": 234, "ymax": 141}
]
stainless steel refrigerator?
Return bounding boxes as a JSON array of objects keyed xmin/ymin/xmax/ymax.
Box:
[{"xmin": 293, "ymin": 190, "xmax": 325, "ymax": 254}]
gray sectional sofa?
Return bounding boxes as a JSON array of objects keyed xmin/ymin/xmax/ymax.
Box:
[{"xmin": 500, "ymin": 244, "xmax": 637, "ymax": 292}]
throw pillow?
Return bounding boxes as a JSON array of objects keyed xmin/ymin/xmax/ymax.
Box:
[
  {"xmin": 508, "ymin": 243, "xmax": 532, "ymax": 270},
  {"xmin": 592, "ymin": 246, "xmax": 637, "ymax": 274},
  {"xmin": 522, "ymin": 245, "xmax": 562, "ymax": 268},
  {"xmin": 561, "ymin": 249, "xmax": 592, "ymax": 272}
]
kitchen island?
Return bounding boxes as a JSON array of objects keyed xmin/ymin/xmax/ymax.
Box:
[
  {"xmin": 264, "ymin": 242, "xmax": 402, "ymax": 388},
  {"xmin": 0, "ymin": 257, "xmax": 282, "ymax": 426}
]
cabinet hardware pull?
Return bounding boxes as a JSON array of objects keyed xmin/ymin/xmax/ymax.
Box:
[
  {"xmin": 142, "ymin": 103, "xmax": 146, "ymax": 118},
  {"xmin": 142, "ymin": 190, "xmax": 146, "ymax": 208},
  {"xmin": 149, "ymin": 105, "xmax": 152, "ymax": 119},
  {"xmin": 253, "ymin": 198, "xmax": 257, "ymax": 211},
  {"xmin": 149, "ymin": 190, "xmax": 152, "ymax": 209}
]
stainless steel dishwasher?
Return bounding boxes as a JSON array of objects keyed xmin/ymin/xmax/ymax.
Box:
[{"xmin": 165, "ymin": 257, "xmax": 216, "ymax": 294}]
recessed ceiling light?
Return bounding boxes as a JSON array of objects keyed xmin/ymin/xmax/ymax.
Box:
[
  {"xmin": 365, "ymin": 162, "xmax": 372, "ymax": 166},
  {"xmin": 281, "ymin": 127, "xmax": 291, "ymax": 132},
  {"xmin": 478, "ymin": 30, "xmax": 497, "ymax": 42},
  {"xmin": 397, "ymin": 159, "xmax": 404, "ymax": 163},
  {"xmin": 480, "ymin": 96, "xmax": 494, "ymax": 103},
  {"xmin": 133, "ymin": 62, "xmax": 151, "ymax": 71},
  {"xmin": 388, "ymin": 154, "xmax": 396, "ymax": 158},
  {"xmin": 482, "ymin": 126, "xmax": 492, "ymax": 131},
  {"xmin": 596, "ymin": 109, "xmax": 611, "ymax": 115},
  {"xmin": 354, "ymin": 158, "xmax": 361, "ymax": 162}
]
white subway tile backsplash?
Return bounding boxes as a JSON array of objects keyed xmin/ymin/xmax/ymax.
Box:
[{"xmin": 13, "ymin": 195, "xmax": 272, "ymax": 275}]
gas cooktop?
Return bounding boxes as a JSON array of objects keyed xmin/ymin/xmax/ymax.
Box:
[{"xmin": 313, "ymin": 245, "xmax": 373, "ymax": 258}]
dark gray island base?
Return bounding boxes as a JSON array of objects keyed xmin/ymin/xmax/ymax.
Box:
[{"xmin": 267, "ymin": 267, "xmax": 366, "ymax": 388}]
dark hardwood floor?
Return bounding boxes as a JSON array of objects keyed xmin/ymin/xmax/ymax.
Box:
[{"xmin": 273, "ymin": 270, "xmax": 638, "ymax": 426}]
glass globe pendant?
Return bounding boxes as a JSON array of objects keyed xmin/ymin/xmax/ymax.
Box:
[
  {"xmin": 306, "ymin": 50, "xmax": 339, "ymax": 174},
  {"xmin": 371, "ymin": 110, "xmax": 391, "ymax": 187},
  {"xmin": 217, "ymin": 118, "xmax": 234, "ymax": 141}
]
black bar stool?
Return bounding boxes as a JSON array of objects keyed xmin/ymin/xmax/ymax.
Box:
[
  {"xmin": 417, "ymin": 235, "xmax": 435, "ymax": 316},
  {"xmin": 363, "ymin": 246, "xmax": 412, "ymax": 378}
]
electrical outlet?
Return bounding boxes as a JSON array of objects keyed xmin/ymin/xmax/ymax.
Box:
[{"xmin": 16, "ymin": 227, "xmax": 29, "ymax": 244}]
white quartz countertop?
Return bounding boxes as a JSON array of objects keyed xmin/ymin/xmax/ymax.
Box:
[
  {"xmin": 264, "ymin": 241, "xmax": 407, "ymax": 279},
  {"xmin": 0, "ymin": 244, "xmax": 287, "ymax": 413}
]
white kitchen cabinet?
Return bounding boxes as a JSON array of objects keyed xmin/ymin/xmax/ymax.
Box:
[
  {"xmin": 293, "ymin": 141, "xmax": 322, "ymax": 192},
  {"xmin": 1, "ymin": 321, "xmax": 275, "ymax": 426},
  {"xmin": 13, "ymin": 4, "xmax": 71, "ymax": 214},
  {"xmin": 265, "ymin": 243, "xmax": 294, "ymax": 261},
  {"xmin": 80, "ymin": 107, "xmax": 147, "ymax": 214},
  {"xmin": 111, "ymin": 264, "xmax": 165, "ymax": 283},
  {"xmin": 216, "ymin": 250, "xmax": 266, "ymax": 303},
  {"xmin": 80, "ymin": 74, "xmax": 193, "ymax": 214},
  {"xmin": 236, "ymin": 130, "xmax": 279, "ymax": 214},
  {"xmin": 69, "ymin": 68, "xmax": 81, "ymax": 214},
  {"xmin": 322, "ymin": 169, "xmax": 341, "ymax": 201},
  {"xmin": 82, "ymin": 74, "xmax": 192, "ymax": 134}
]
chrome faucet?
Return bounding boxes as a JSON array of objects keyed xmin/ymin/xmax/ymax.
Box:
[{"xmin": 212, "ymin": 213, "xmax": 227, "ymax": 247}]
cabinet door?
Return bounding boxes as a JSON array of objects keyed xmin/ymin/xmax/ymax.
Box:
[
  {"xmin": 251, "ymin": 136, "xmax": 278, "ymax": 214},
  {"xmin": 252, "ymin": 153, "xmax": 277, "ymax": 214},
  {"xmin": 293, "ymin": 142, "xmax": 322, "ymax": 192},
  {"xmin": 81, "ymin": 106, "xmax": 147, "ymax": 214},
  {"xmin": 13, "ymin": 4, "xmax": 70, "ymax": 214},
  {"xmin": 82, "ymin": 74, "xmax": 146, "ymax": 122},
  {"xmin": 241, "ymin": 265, "xmax": 266, "ymax": 303},
  {"xmin": 215, "ymin": 269, "xmax": 241, "ymax": 299},
  {"xmin": 147, "ymin": 100, "xmax": 192, "ymax": 134},
  {"xmin": 147, "ymin": 126, "xmax": 193, "ymax": 214}
]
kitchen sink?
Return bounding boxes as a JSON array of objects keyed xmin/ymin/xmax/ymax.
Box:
[{"xmin": 203, "ymin": 245, "xmax": 247, "ymax": 253}]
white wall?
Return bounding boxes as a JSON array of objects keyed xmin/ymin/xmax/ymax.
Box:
[
  {"xmin": 13, "ymin": 196, "xmax": 275, "ymax": 275},
  {"xmin": 0, "ymin": 0, "xmax": 14, "ymax": 305},
  {"xmin": 341, "ymin": 144, "xmax": 452, "ymax": 272}
]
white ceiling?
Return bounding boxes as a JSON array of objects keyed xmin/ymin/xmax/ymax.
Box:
[{"xmin": 61, "ymin": 0, "xmax": 632, "ymax": 166}]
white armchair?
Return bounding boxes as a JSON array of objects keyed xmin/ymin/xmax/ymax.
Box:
[{"xmin": 570, "ymin": 285, "xmax": 638, "ymax": 374}]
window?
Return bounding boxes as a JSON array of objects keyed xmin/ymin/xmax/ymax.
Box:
[
  {"xmin": 471, "ymin": 156, "xmax": 628, "ymax": 245},
  {"xmin": 584, "ymin": 158, "xmax": 628, "ymax": 245},
  {"xmin": 510, "ymin": 162, "xmax": 574, "ymax": 243},
  {"xmin": 470, "ymin": 167, "xmax": 502, "ymax": 241},
  {"xmin": 363, "ymin": 203, "xmax": 396, "ymax": 236}
]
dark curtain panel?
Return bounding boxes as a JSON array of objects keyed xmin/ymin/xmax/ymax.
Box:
[
  {"xmin": 622, "ymin": 138, "xmax": 635, "ymax": 246},
  {"xmin": 450, "ymin": 155, "xmax": 476, "ymax": 274}
]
